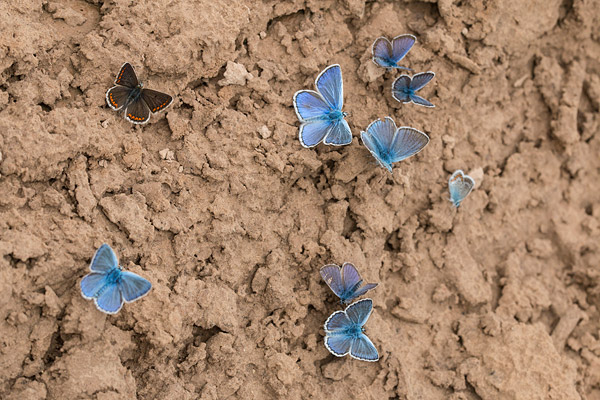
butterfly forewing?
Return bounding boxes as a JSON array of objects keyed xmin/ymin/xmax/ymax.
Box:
[
  {"xmin": 315, "ymin": 64, "xmax": 343, "ymax": 111},
  {"xmin": 106, "ymin": 86, "xmax": 131, "ymax": 111},
  {"xmin": 391, "ymin": 34, "xmax": 416, "ymax": 63},
  {"xmin": 390, "ymin": 127, "xmax": 430, "ymax": 162},
  {"xmin": 141, "ymin": 88, "xmax": 173, "ymax": 114},
  {"xmin": 372, "ymin": 37, "xmax": 393, "ymax": 64},
  {"xmin": 89, "ymin": 244, "xmax": 119, "ymax": 273},
  {"xmin": 294, "ymin": 91, "xmax": 331, "ymax": 121},
  {"xmin": 114, "ymin": 63, "xmax": 139, "ymax": 88},
  {"xmin": 410, "ymin": 72, "xmax": 435, "ymax": 91},
  {"xmin": 345, "ymin": 298, "xmax": 373, "ymax": 326},
  {"xmin": 119, "ymin": 271, "xmax": 152, "ymax": 303}
]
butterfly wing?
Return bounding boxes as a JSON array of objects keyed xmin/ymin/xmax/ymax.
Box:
[
  {"xmin": 449, "ymin": 170, "xmax": 475, "ymax": 207},
  {"xmin": 114, "ymin": 63, "xmax": 139, "ymax": 88},
  {"xmin": 119, "ymin": 271, "xmax": 152, "ymax": 303},
  {"xmin": 80, "ymin": 273, "xmax": 108, "ymax": 300},
  {"xmin": 320, "ymin": 264, "xmax": 345, "ymax": 298},
  {"xmin": 293, "ymin": 90, "xmax": 332, "ymax": 121},
  {"xmin": 94, "ymin": 283, "xmax": 124, "ymax": 314},
  {"xmin": 325, "ymin": 334, "xmax": 353, "ymax": 357},
  {"xmin": 341, "ymin": 263, "xmax": 362, "ymax": 291},
  {"xmin": 390, "ymin": 127, "xmax": 430, "ymax": 163},
  {"xmin": 89, "ymin": 244, "xmax": 119, "ymax": 273},
  {"xmin": 391, "ymin": 75, "xmax": 412, "ymax": 103},
  {"xmin": 315, "ymin": 65, "xmax": 343, "ymax": 111},
  {"xmin": 366, "ymin": 117, "xmax": 397, "ymax": 150},
  {"xmin": 350, "ymin": 283, "xmax": 378, "ymax": 300},
  {"xmin": 345, "ymin": 298, "xmax": 373, "ymax": 326},
  {"xmin": 106, "ymin": 86, "xmax": 131, "ymax": 111},
  {"xmin": 350, "ymin": 333, "xmax": 379, "ymax": 361},
  {"xmin": 141, "ymin": 88, "xmax": 173, "ymax": 114},
  {"xmin": 372, "ymin": 37, "xmax": 393, "ymax": 67},
  {"xmin": 323, "ymin": 119, "xmax": 352, "ymax": 146},
  {"xmin": 391, "ymin": 34, "xmax": 416, "ymax": 65},
  {"xmin": 410, "ymin": 94, "xmax": 434, "ymax": 107},
  {"xmin": 324, "ymin": 309, "xmax": 352, "ymax": 332},
  {"xmin": 361, "ymin": 130, "xmax": 392, "ymax": 172},
  {"xmin": 124, "ymin": 98, "xmax": 151, "ymax": 124},
  {"xmin": 299, "ymin": 120, "xmax": 334, "ymax": 148},
  {"xmin": 410, "ymin": 71, "xmax": 435, "ymax": 91}
]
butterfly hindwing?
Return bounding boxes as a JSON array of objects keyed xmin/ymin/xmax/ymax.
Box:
[
  {"xmin": 449, "ymin": 170, "xmax": 475, "ymax": 207},
  {"xmin": 141, "ymin": 88, "xmax": 173, "ymax": 114},
  {"xmin": 94, "ymin": 283, "xmax": 123, "ymax": 314},
  {"xmin": 114, "ymin": 62, "xmax": 139, "ymax": 88},
  {"xmin": 299, "ymin": 120, "xmax": 333, "ymax": 148},
  {"xmin": 125, "ymin": 98, "xmax": 151, "ymax": 124},
  {"xmin": 325, "ymin": 334, "xmax": 353, "ymax": 357},
  {"xmin": 351, "ymin": 333, "xmax": 379, "ymax": 361},
  {"xmin": 80, "ymin": 273, "xmax": 108, "ymax": 300},
  {"xmin": 322, "ymin": 119, "xmax": 352, "ymax": 146}
]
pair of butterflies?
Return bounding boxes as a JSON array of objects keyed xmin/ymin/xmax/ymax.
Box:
[
  {"xmin": 320, "ymin": 263, "xmax": 379, "ymax": 362},
  {"xmin": 293, "ymin": 65, "xmax": 430, "ymax": 172},
  {"xmin": 372, "ymin": 34, "xmax": 435, "ymax": 108},
  {"xmin": 106, "ymin": 63, "xmax": 173, "ymax": 124},
  {"xmin": 449, "ymin": 169, "xmax": 475, "ymax": 207},
  {"xmin": 80, "ymin": 244, "xmax": 152, "ymax": 314}
]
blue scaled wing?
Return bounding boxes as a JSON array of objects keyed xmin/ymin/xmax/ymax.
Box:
[
  {"xmin": 315, "ymin": 64, "xmax": 344, "ymax": 111},
  {"xmin": 325, "ymin": 334, "xmax": 353, "ymax": 357},
  {"xmin": 345, "ymin": 298, "xmax": 373, "ymax": 326},
  {"xmin": 350, "ymin": 333, "xmax": 379, "ymax": 361},
  {"xmin": 323, "ymin": 119, "xmax": 352, "ymax": 146},
  {"xmin": 372, "ymin": 37, "xmax": 393, "ymax": 67},
  {"xmin": 324, "ymin": 309, "xmax": 352, "ymax": 332},
  {"xmin": 409, "ymin": 94, "xmax": 434, "ymax": 108},
  {"xmin": 89, "ymin": 244, "xmax": 119, "ymax": 273},
  {"xmin": 293, "ymin": 90, "xmax": 332, "ymax": 121},
  {"xmin": 119, "ymin": 271, "xmax": 152, "ymax": 303},
  {"xmin": 410, "ymin": 71, "xmax": 435, "ymax": 91},
  {"xmin": 391, "ymin": 34, "xmax": 416, "ymax": 65},
  {"xmin": 390, "ymin": 127, "xmax": 430, "ymax": 163},
  {"xmin": 391, "ymin": 75, "xmax": 412, "ymax": 103},
  {"xmin": 80, "ymin": 273, "xmax": 108, "ymax": 300},
  {"xmin": 94, "ymin": 284, "xmax": 123, "ymax": 314},
  {"xmin": 299, "ymin": 120, "xmax": 333, "ymax": 148},
  {"xmin": 320, "ymin": 264, "xmax": 345, "ymax": 299}
]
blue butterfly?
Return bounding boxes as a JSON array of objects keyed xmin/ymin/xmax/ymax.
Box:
[
  {"xmin": 80, "ymin": 244, "xmax": 152, "ymax": 314},
  {"xmin": 293, "ymin": 64, "xmax": 352, "ymax": 148},
  {"xmin": 371, "ymin": 34, "xmax": 416, "ymax": 70},
  {"xmin": 449, "ymin": 170, "xmax": 475, "ymax": 207},
  {"xmin": 320, "ymin": 263, "xmax": 378, "ymax": 304},
  {"xmin": 324, "ymin": 298, "xmax": 379, "ymax": 362},
  {"xmin": 360, "ymin": 117, "xmax": 430, "ymax": 173},
  {"xmin": 392, "ymin": 72, "xmax": 435, "ymax": 107}
]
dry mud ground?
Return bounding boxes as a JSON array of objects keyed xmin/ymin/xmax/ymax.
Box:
[{"xmin": 1, "ymin": 0, "xmax": 600, "ymax": 399}]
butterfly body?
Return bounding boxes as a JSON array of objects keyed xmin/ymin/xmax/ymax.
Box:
[
  {"xmin": 448, "ymin": 170, "xmax": 475, "ymax": 207},
  {"xmin": 360, "ymin": 117, "xmax": 430, "ymax": 173},
  {"xmin": 392, "ymin": 72, "xmax": 435, "ymax": 107},
  {"xmin": 320, "ymin": 263, "xmax": 378, "ymax": 304},
  {"xmin": 293, "ymin": 65, "xmax": 352, "ymax": 148},
  {"xmin": 106, "ymin": 63, "xmax": 173, "ymax": 125},
  {"xmin": 81, "ymin": 244, "xmax": 152, "ymax": 314},
  {"xmin": 324, "ymin": 298, "xmax": 379, "ymax": 361},
  {"xmin": 372, "ymin": 34, "xmax": 416, "ymax": 70}
]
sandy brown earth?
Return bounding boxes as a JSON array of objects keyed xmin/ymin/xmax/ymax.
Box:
[{"xmin": 1, "ymin": 0, "xmax": 599, "ymax": 399}]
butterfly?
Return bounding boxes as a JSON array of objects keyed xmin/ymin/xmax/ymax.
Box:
[
  {"xmin": 293, "ymin": 64, "xmax": 352, "ymax": 148},
  {"xmin": 324, "ymin": 298, "xmax": 379, "ymax": 362},
  {"xmin": 391, "ymin": 72, "xmax": 435, "ymax": 107},
  {"xmin": 360, "ymin": 117, "xmax": 430, "ymax": 173},
  {"xmin": 320, "ymin": 263, "xmax": 378, "ymax": 304},
  {"xmin": 106, "ymin": 62, "xmax": 173, "ymax": 125},
  {"xmin": 80, "ymin": 244, "xmax": 152, "ymax": 314},
  {"xmin": 449, "ymin": 169, "xmax": 475, "ymax": 207},
  {"xmin": 371, "ymin": 34, "xmax": 416, "ymax": 70}
]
